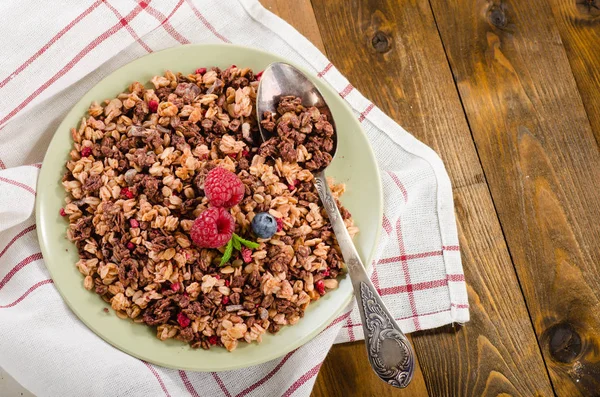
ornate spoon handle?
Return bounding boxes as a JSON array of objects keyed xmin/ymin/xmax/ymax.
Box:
[{"xmin": 314, "ymin": 171, "xmax": 415, "ymax": 388}]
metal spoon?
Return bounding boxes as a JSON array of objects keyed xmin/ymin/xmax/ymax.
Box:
[{"xmin": 256, "ymin": 62, "xmax": 415, "ymax": 388}]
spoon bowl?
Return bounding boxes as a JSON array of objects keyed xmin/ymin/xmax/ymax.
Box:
[{"xmin": 257, "ymin": 62, "xmax": 337, "ymax": 159}]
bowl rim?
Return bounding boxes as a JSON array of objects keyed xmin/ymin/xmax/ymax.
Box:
[{"xmin": 35, "ymin": 43, "xmax": 383, "ymax": 371}]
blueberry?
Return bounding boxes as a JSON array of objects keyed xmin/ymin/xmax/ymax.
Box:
[{"xmin": 251, "ymin": 212, "xmax": 278, "ymax": 239}]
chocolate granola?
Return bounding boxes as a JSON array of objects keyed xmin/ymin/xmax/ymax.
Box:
[{"xmin": 62, "ymin": 65, "xmax": 358, "ymax": 351}]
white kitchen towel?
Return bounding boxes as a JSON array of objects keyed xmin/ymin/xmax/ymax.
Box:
[{"xmin": 0, "ymin": 1, "xmax": 469, "ymax": 396}]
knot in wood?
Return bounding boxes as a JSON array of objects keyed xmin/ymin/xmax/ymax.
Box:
[
  {"xmin": 547, "ymin": 322, "xmax": 582, "ymax": 363},
  {"xmin": 488, "ymin": 5, "xmax": 507, "ymax": 28},
  {"xmin": 576, "ymin": 0, "xmax": 600, "ymax": 15},
  {"xmin": 371, "ymin": 31, "xmax": 391, "ymax": 53}
]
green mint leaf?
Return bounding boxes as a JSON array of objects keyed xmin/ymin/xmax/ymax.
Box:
[
  {"xmin": 232, "ymin": 234, "xmax": 241, "ymax": 250},
  {"xmin": 220, "ymin": 239, "xmax": 234, "ymax": 266},
  {"xmin": 236, "ymin": 235, "xmax": 260, "ymax": 249}
]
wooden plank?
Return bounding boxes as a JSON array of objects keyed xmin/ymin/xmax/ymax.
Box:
[
  {"xmin": 546, "ymin": 0, "xmax": 600, "ymax": 144},
  {"xmin": 259, "ymin": 1, "xmax": 432, "ymax": 396},
  {"xmin": 312, "ymin": 339, "xmax": 430, "ymax": 397},
  {"xmin": 427, "ymin": 0, "xmax": 600, "ymax": 395},
  {"xmin": 309, "ymin": 0, "xmax": 555, "ymax": 395},
  {"xmin": 259, "ymin": 0, "xmax": 326, "ymax": 53}
]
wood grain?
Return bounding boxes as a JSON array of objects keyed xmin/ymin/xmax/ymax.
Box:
[
  {"xmin": 309, "ymin": 0, "xmax": 555, "ymax": 395},
  {"xmin": 427, "ymin": 0, "xmax": 600, "ymax": 395},
  {"xmin": 260, "ymin": 1, "xmax": 432, "ymax": 396},
  {"xmin": 312, "ymin": 339, "xmax": 430, "ymax": 397},
  {"xmin": 259, "ymin": 0, "xmax": 326, "ymax": 53},
  {"xmin": 546, "ymin": 0, "xmax": 600, "ymax": 145}
]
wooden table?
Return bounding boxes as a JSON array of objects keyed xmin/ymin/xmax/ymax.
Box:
[{"xmin": 262, "ymin": 0, "xmax": 600, "ymax": 396}]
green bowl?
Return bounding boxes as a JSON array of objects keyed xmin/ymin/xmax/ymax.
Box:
[{"xmin": 36, "ymin": 44, "xmax": 383, "ymax": 371}]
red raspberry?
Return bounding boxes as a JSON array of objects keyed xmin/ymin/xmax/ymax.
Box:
[
  {"xmin": 127, "ymin": 242, "xmax": 135, "ymax": 250},
  {"xmin": 148, "ymin": 100, "xmax": 158, "ymax": 113},
  {"xmin": 242, "ymin": 149, "xmax": 249, "ymax": 158},
  {"xmin": 59, "ymin": 208, "xmax": 67, "ymax": 217},
  {"xmin": 122, "ymin": 187, "xmax": 134, "ymax": 199},
  {"xmin": 129, "ymin": 218, "xmax": 139, "ymax": 228},
  {"xmin": 177, "ymin": 312, "xmax": 191, "ymax": 328},
  {"xmin": 255, "ymin": 70, "xmax": 264, "ymax": 81},
  {"xmin": 214, "ymin": 274, "xmax": 220, "ymax": 280},
  {"xmin": 222, "ymin": 296, "xmax": 229, "ymax": 305},
  {"xmin": 241, "ymin": 247, "xmax": 252, "ymax": 263},
  {"xmin": 315, "ymin": 280, "xmax": 325, "ymax": 295},
  {"xmin": 171, "ymin": 282, "xmax": 181, "ymax": 292},
  {"xmin": 225, "ymin": 279, "xmax": 230, "ymax": 287},
  {"xmin": 208, "ymin": 335, "xmax": 218, "ymax": 345},
  {"xmin": 81, "ymin": 146, "xmax": 92, "ymax": 157},
  {"xmin": 204, "ymin": 167, "xmax": 245, "ymax": 208},
  {"xmin": 276, "ymin": 218, "xmax": 284, "ymax": 232},
  {"xmin": 195, "ymin": 67, "xmax": 207, "ymax": 75},
  {"xmin": 190, "ymin": 207, "xmax": 235, "ymax": 248},
  {"xmin": 322, "ymin": 268, "xmax": 330, "ymax": 277}
]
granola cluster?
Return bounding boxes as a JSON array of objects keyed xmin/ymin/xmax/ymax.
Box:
[
  {"xmin": 259, "ymin": 96, "xmax": 335, "ymax": 171},
  {"xmin": 62, "ymin": 65, "xmax": 358, "ymax": 351}
]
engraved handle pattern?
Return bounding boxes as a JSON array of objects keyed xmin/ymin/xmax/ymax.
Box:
[
  {"xmin": 360, "ymin": 282, "xmax": 415, "ymax": 388},
  {"xmin": 313, "ymin": 170, "xmax": 415, "ymax": 389},
  {"xmin": 313, "ymin": 171, "xmax": 357, "ymax": 269},
  {"xmin": 313, "ymin": 175, "xmax": 338, "ymax": 223}
]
